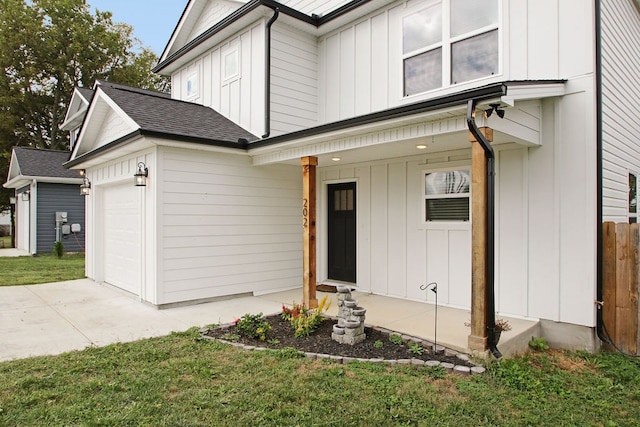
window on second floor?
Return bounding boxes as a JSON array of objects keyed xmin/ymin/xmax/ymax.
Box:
[
  {"xmin": 403, "ymin": 0, "xmax": 499, "ymax": 97},
  {"xmin": 186, "ymin": 72, "xmax": 198, "ymax": 98}
]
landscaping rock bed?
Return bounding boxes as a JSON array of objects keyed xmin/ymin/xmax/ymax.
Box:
[{"xmin": 203, "ymin": 314, "xmax": 484, "ymax": 374}]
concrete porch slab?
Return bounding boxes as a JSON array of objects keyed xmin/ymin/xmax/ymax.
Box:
[{"xmin": 0, "ymin": 280, "xmax": 538, "ymax": 362}]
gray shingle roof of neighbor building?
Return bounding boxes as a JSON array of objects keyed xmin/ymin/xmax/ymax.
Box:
[
  {"xmin": 13, "ymin": 147, "xmax": 80, "ymax": 179},
  {"xmin": 97, "ymin": 82, "xmax": 258, "ymax": 144}
]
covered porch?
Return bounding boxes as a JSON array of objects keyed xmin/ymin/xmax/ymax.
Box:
[
  {"xmin": 250, "ymin": 82, "xmax": 564, "ymax": 356},
  {"xmin": 263, "ymin": 287, "xmax": 539, "ymax": 358}
]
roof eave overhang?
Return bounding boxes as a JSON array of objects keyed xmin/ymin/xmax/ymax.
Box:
[
  {"xmin": 4, "ymin": 176, "xmax": 83, "ymax": 189},
  {"xmin": 154, "ymin": 0, "xmax": 392, "ymax": 75},
  {"xmin": 248, "ymin": 80, "xmax": 567, "ymax": 163},
  {"xmin": 64, "ymin": 129, "xmax": 247, "ymax": 169},
  {"xmin": 251, "ymin": 82, "xmax": 510, "ymax": 150}
]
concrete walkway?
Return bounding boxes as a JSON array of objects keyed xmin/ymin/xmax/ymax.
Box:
[
  {"xmin": 0, "ymin": 279, "xmax": 538, "ymax": 362},
  {"xmin": 0, "ymin": 248, "xmax": 29, "ymax": 257}
]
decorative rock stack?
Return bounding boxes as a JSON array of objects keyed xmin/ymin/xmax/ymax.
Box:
[{"xmin": 331, "ymin": 286, "xmax": 366, "ymax": 345}]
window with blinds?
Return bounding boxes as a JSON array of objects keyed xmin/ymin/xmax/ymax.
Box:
[{"xmin": 425, "ymin": 169, "xmax": 470, "ymax": 221}]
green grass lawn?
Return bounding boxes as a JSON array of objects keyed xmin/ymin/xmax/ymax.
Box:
[
  {"xmin": 0, "ymin": 330, "xmax": 638, "ymax": 426},
  {"xmin": 0, "ymin": 253, "xmax": 85, "ymax": 286}
]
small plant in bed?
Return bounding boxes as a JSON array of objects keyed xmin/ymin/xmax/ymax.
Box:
[
  {"xmin": 281, "ymin": 295, "xmax": 331, "ymax": 337},
  {"xmin": 235, "ymin": 313, "xmax": 271, "ymax": 341},
  {"xmin": 207, "ymin": 313, "xmax": 474, "ymax": 366}
]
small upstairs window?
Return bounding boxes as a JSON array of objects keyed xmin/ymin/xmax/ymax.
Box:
[
  {"xmin": 186, "ymin": 72, "xmax": 198, "ymax": 98},
  {"xmin": 424, "ymin": 169, "xmax": 470, "ymax": 221}
]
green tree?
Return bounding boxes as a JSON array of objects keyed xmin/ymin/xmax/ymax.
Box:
[{"xmin": 0, "ymin": 0, "xmax": 169, "ymax": 210}]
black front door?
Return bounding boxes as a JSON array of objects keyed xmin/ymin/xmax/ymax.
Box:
[{"xmin": 327, "ymin": 182, "xmax": 356, "ymax": 283}]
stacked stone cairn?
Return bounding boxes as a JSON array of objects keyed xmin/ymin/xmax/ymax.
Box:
[{"xmin": 331, "ymin": 286, "xmax": 366, "ymax": 345}]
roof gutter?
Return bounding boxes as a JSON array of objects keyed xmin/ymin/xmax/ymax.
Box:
[
  {"xmin": 262, "ymin": 7, "xmax": 279, "ymax": 139},
  {"xmin": 253, "ymin": 82, "xmax": 507, "ymax": 148},
  {"xmin": 467, "ymin": 99, "xmax": 502, "ymax": 359}
]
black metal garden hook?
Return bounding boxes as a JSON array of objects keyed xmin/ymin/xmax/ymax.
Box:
[{"xmin": 420, "ymin": 282, "xmax": 438, "ymax": 352}]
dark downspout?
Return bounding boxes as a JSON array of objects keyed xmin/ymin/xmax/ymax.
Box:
[
  {"xmin": 594, "ymin": 0, "xmax": 609, "ymax": 345},
  {"xmin": 467, "ymin": 99, "xmax": 502, "ymax": 359},
  {"xmin": 262, "ymin": 7, "xmax": 280, "ymax": 139}
]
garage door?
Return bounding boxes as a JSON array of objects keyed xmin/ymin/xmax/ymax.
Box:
[{"xmin": 103, "ymin": 183, "xmax": 141, "ymax": 295}]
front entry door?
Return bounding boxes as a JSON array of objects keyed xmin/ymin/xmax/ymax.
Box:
[{"xmin": 327, "ymin": 182, "xmax": 356, "ymax": 282}]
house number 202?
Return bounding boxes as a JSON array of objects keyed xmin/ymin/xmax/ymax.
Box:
[{"xmin": 302, "ymin": 198, "xmax": 308, "ymax": 227}]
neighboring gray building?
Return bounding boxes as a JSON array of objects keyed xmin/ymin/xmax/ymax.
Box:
[{"xmin": 3, "ymin": 147, "xmax": 85, "ymax": 254}]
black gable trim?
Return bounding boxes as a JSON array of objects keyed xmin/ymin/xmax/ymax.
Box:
[{"xmin": 154, "ymin": 0, "xmax": 372, "ymax": 73}]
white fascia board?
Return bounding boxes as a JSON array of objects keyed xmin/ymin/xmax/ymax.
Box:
[
  {"xmin": 60, "ymin": 88, "xmax": 89, "ymax": 130},
  {"xmin": 4, "ymin": 175, "xmax": 83, "ymax": 188},
  {"xmin": 70, "ymin": 88, "xmax": 140, "ymax": 161},
  {"xmin": 4, "ymin": 151, "xmax": 20, "ymax": 185},
  {"xmin": 60, "ymin": 108, "xmax": 87, "ymax": 131},
  {"xmin": 501, "ymin": 82, "xmax": 566, "ymax": 106}
]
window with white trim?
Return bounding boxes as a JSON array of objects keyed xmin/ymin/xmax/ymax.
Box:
[
  {"xmin": 403, "ymin": 0, "xmax": 499, "ymax": 97},
  {"xmin": 424, "ymin": 169, "xmax": 470, "ymax": 221},
  {"xmin": 186, "ymin": 72, "xmax": 198, "ymax": 98},
  {"xmin": 223, "ymin": 47, "xmax": 239, "ymax": 82},
  {"xmin": 629, "ymin": 172, "xmax": 637, "ymax": 223}
]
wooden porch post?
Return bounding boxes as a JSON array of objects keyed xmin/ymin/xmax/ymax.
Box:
[
  {"xmin": 302, "ymin": 156, "xmax": 318, "ymax": 309},
  {"xmin": 468, "ymin": 127, "xmax": 493, "ymax": 351}
]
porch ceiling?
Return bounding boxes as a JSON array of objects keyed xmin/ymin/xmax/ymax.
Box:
[{"xmin": 249, "ymin": 103, "xmax": 534, "ymax": 167}]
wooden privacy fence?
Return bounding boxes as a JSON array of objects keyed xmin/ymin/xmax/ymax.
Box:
[{"xmin": 602, "ymin": 222, "xmax": 639, "ymax": 354}]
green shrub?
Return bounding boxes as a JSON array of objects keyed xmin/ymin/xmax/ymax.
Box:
[
  {"xmin": 235, "ymin": 313, "xmax": 271, "ymax": 341},
  {"xmin": 52, "ymin": 240, "xmax": 64, "ymax": 259}
]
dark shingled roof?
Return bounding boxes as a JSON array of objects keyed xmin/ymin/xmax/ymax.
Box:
[
  {"xmin": 97, "ymin": 83, "xmax": 258, "ymax": 144},
  {"xmin": 76, "ymin": 87, "xmax": 95, "ymax": 102},
  {"xmin": 13, "ymin": 147, "xmax": 79, "ymax": 179}
]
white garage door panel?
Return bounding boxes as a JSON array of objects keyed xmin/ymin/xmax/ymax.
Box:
[{"xmin": 103, "ymin": 184, "xmax": 140, "ymax": 295}]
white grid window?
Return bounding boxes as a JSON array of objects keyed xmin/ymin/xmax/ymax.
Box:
[{"xmin": 403, "ymin": 0, "xmax": 499, "ymax": 97}]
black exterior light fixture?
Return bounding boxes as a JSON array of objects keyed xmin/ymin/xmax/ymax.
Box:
[
  {"xmin": 485, "ymin": 103, "xmax": 505, "ymax": 119},
  {"xmin": 80, "ymin": 177, "xmax": 91, "ymax": 196},
  {"xmin": 134, "ymin": 162, "xmax": 148, "ymax": 187}
]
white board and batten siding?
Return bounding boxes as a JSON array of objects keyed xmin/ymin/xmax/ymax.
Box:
[
  {"xmin": 270, "ymin": 25, "xmax": 319, "ymax": 135},
  {"xmin": 171, "ymin": 19, "xmax": 319, "ymax": 138},
  {"xmin": 318, "ymin": 153, "xmax": 473, "ymax": 308},
  {"xmin": 600, "ymin": 0, "xmax": 640, "ymax": 223},
  {"xmin": 316, "ymin": 0, "xmax": 595, "ymax": 125},
  {"xmin": 157, "ymin": 147, "xmax": 302, "ymax": 304},
  {"xmin": 172, "ymin": 23, "xmax": 266, "ymax": 137}
]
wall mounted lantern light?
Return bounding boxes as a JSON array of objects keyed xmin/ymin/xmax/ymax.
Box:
[
  {"xmin": 134, "ymin": 162, "xmax": 148, "ymax": 187},
  {"xmin": 80, "ymin": 177, "xmax": 91, "ymax": 196}
]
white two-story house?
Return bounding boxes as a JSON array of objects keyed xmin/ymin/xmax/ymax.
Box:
[{"xmin": 64, "ymin": 0, "xmax": 640, "ymax": 354}]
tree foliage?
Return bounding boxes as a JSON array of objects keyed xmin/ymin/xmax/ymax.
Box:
[{"xmin": 0, "ymin": 0, "xmax": 169, "ymax": 209}]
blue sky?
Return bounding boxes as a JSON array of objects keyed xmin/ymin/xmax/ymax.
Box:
[{"xmin": 88, "ymin": 1, "xmax": 189, "ymax": 55}]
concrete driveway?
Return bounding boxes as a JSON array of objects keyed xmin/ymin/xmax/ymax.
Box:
[{"xmin": 0, "ymin": 279, "xmax": 297, "ymax": 362}]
